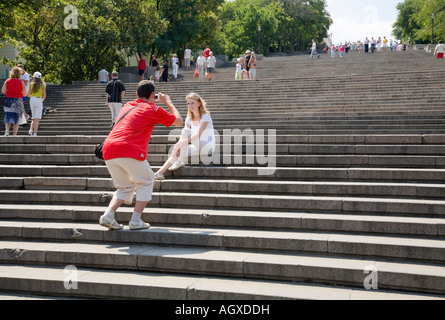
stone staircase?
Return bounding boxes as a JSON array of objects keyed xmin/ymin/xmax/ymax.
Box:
[{"xmin": 1, "ymin": 49, "xmax": 445, "ymax": 300}]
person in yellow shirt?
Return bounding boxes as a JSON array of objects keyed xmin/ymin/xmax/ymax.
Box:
[
  {"xmin": 27, "ymin": 72, "xmax": 46, "ymax": 136},
  {"xmin": 383, "ymin": 37, "xmax": 388, "ymax": 51}
]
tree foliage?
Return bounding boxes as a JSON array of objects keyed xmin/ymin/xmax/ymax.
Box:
[
  {"xmin": 393, "ymin": 0, "xmax": 445, "ymax": 43},
  {"xmin": 1, "ymin": 0, "xmax": 332, "ymax": 83},
  {"xmin": 2, "ymin": 0, "xmax": 166, "ymax": 84},
  {"xmin": 220, "ymin": 0, "xmax": 331, "ymax": 57}
]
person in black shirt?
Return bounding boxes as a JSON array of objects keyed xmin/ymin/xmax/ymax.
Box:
[
  {"xmin": 105, "ymin": 71, "xmax": 126, "ymax": 127},
  {"xmin": 160, "ymin": 60, "xmax": 169, "ymax": 82},
  {"xmin": 151, "ymin": 55, "xmax": 159, "ymax": 67},
  {"xmin": 245, "ymin": 50, "xmax": 251, "ymax": 79}
]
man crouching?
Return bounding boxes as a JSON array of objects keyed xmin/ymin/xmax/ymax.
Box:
[{"xmin": 99, "ymin": 80, "xmax": 183, "ymax": 230}]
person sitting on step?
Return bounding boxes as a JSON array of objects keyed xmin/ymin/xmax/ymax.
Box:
[{"xmin": 154, "ymin": 92, "xmax": 215, "ymax": 180}]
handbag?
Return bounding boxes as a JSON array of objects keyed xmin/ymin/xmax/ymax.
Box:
[
  {"xmin": 194, "ymin": 69, "xmax": 199, "ymax": 77},
  {"xmin": 95, "ymin": 103, "xmax": 143, "ymax": 160},
  {"xmin": 19, "ymin": 113, "xmax": 27, "ymax": 125}
]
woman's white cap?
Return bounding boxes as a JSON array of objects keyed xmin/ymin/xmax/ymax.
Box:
[{"xmin": 33, "ymin": 72, "xmax": 42, "ymax": 78}]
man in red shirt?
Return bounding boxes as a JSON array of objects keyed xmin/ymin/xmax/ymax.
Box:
[
  {"xmin": 203, "ymin": 45, "xmax": 210, "ymax": 58},
  {"xmin": 100, "ymin": 80, "xmax": 183, "ymax": 230},
  {"xmin": 138, "ymin": 55, "xmax": 146, "ymax": 81}
]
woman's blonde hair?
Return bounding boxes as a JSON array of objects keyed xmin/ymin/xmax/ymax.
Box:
[
  {"xmin": 9, "ymin": 67, "xmax": 21, "ymax": 79},
  {"xmin": 186, "ymin": 92, "xmax": 210, "ymax": 120},
  {"xmin": 29, "ymin": 77, "xmax": 46, "ymax": 95}
]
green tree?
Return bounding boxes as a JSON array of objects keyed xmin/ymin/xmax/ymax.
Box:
[
  {"xmin": 220, "ymin": 0, "xmax": 331, "ymax": 56},
  {"xmin": 152, "ymin": 0, "xmax": 225, "ymax": 62},
  {"xmin": 220, "ymin": 0, "xmax": 279, "ymax": 56},
  {"xmin": 393, "ymin": 0, "xmax": 445, "ymax": 43},
  {"xmin": 3, "ymin": 0, "xmax": 167, "ymax": 84},
  {"xmin": 393, "ymin": 0, "xmax": 424, "ymax": 43}
]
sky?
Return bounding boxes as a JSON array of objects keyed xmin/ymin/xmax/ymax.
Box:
[{"xmin": 326, "ymin": 0, "xmax": 402, "ymax": 44}]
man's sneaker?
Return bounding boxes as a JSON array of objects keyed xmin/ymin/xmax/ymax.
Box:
[
  {"xmin": 154, "ymin": 172, "xmax": 165, "ymax": 180},
  {"xmin": 129, "ymin": 219, "xmax": 150, "ymax": 230},
  {"xmin": 28, "ymin": 128, "xmax": 33, "ymax": 136},
  {"xmin": 99, "ymin": 215, "xmax": 123, "ymax": 230},
  {"xmin": 4, "ymin": 132, "xmax": 9, "ymax": 137},
  {"xmin": 32, "ymin": 133, "xmax": 37, "ymax": 137},
  {"xmin": 168, "ymin": 161, "xmax": 185, "ymax": 171}
]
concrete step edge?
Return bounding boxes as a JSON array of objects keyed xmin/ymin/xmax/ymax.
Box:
[
  {"xmin": 1, "ymin": 240, "xmax": 445, "ymax": 294},
  {"xmin": 1, "ymin": 264, "xmax": 443, "ymax": 300}
]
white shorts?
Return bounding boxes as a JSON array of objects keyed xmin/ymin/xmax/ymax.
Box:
[
  {"xmin": 109, "ymin": 102, "xmax": 123, "ymax": 122},
  {"xmin": 185, "ymin": 58, "xmax": 190, "ymax": 66},
  {"xmin": 105, "ymin": 157, "xmax": 155, "ymax": 204},
  {"xmin": 182, "ymin": 128, "xmax": 215, "ymax": 159},
  {"xmin": 30, "ymin": 97, "xmax": 43, "ymax": 119}
]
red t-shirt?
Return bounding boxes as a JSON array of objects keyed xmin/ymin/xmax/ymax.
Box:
[
  {"xmin": 5, "ymin": 78, "xmax": 23, "ymax": 98},
  {"xmin": 138, "ymin": 59, "xmax": 146, "ymax": 71},
  {"xmin": 204, "ymin": 48, "xmax": 210, "ymax": 58},
  {"xmin": 103, "ymin": 99, "xmax": 176, "ymax": 161}
]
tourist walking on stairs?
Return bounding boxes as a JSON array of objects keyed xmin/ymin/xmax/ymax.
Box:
[
  {"xmin": 172, "ymin": 54, "xmax": 179, "ymax": 79},
  {"xmin": 27, "ymin": 72, "xmax": 46, "ymax": 136},
  {"xmin": 105, "ymin": 71, "xmax": 126, "ymax": 128},
  {"xmin": 434, "ymin": 41, "xmax": 445, "ymax": 59},
  {"xmin": 310, "ymin": 39, "xmax": 320, "ymax": 59},
  {"xmin": 206, "ymin": 52, "xmax": 216, "ymax": 81},
  {"xmin": 248, "ymin": 53, "xmax": 257, "ymax": 80},
  {"xmin": 196, "ymin": 52, "xmax": 206, "ymax": 81},
  {"xmin": 99, "ymin": 81, "xmax": 183, "ymax": 230},
  {"xmin": 2, "ymin": 67, "xmax": 28, "ymax": 136}
]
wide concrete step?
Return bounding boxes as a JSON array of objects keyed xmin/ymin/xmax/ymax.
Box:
[
  {"xmin": 3, "ymin": 176, "xmax": 445, "ymax": 200},
  {"xmin": 1, "ymin": 264, "xmax": 443, "ymax": 300},
  {"xmin": 26, "ymin": 119, "xmax": 445, "ymax": 130},
  {"xmin": 1, "ymin": 221, "xmax": 445, "ymax": 263},
  {"xmin": 0, "ymin": 190, "xmax": 445, "ymax": 217},
  {"xmin": 1, "ymin": 204, "xmax": 443, "ymax": 237},
  {"xmin": 27, "ymin": 128, "xmax": 445, "ymax": 136},
  {"xmin": 3, "ymin": 165, "xmax": 445, "ymax": 183},
  {"xmin": 48, "ymin": 79, "xmax": 445, "ymax": 95},
  {"xmin": 2, "ymin": 134, "xmax": 445, "ymax": 145},
  {"xmin": 40, "ymin": 104, "xmax": 445, "ymax": 116},
  {"xmin": 4, "ymin": 134, "xmax": 445, "ymax": 145},
  {"xmin": 1, "ymin": 240, "xmax": 445, "ymax": 295},
  {"xmin": 3, "ymin": 144, "xmax": 445, "ymax": 157},
  {"xmin": 2, "ymin": 153, "xmax": 444, "ymax": 168}
]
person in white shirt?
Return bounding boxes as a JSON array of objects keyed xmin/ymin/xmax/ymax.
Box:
[
  {"xmin": 434, "ymin": 40, "xmax": 445, "ymax": 59},
  {"xmin": 206, "ymin": 51, "xmax": 216, "ymax": 81},
  {"xmin": 310, "ymin": 39, "xmax": 319, "ymax": 59},
  {"xmin": 154, "ymin": 92, "xmax": 215, "ymax": 180},
  {"xmin": 235, "ymin": 58, "xmax": 243, "ymax": 80},
  {"xmin": 171, "ymin": 54, "xmax": 179, "ymax": 79},
  {"xmin": 364, "ymin": 37, "xmax": 370, "ymax": 53},
  {"xmin": 184, "ymin": 47, "xmax": 192, "ymax": 70},
  {"xmin": 196, "ymin": 52, "xmax": 206, "ymax": 81},
  {"xmin": 98, "ymin": 67, "xmax": 109, "ymax": 84},
  {"xmin": 17, "ymin": 64, "xmax": 30, "ymax": 100}
]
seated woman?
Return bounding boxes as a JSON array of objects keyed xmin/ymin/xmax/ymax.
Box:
[{"xmin": 154, "ymin": 92, "xmax": 215, "ymax": 180}]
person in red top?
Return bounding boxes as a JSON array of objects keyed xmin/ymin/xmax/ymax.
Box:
[
  {"xmin": 203, "ymin": 46, "xmax": 210, "ymax": 58},
  {"xmin": 99, "ymin": 80, "xmax": 183, "ymax": 230},
  {"xmin": 1, "ymin": 67, "xmax": 28, "ymax": 136},
  {"xmin": 138, "ymin": 55, "xmax": 147, "ymax": 81}
]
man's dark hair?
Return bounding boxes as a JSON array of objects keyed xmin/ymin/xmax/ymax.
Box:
[{"xmin": 137, "ymin": 80, "xmax": 155, "ymax": 99}]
